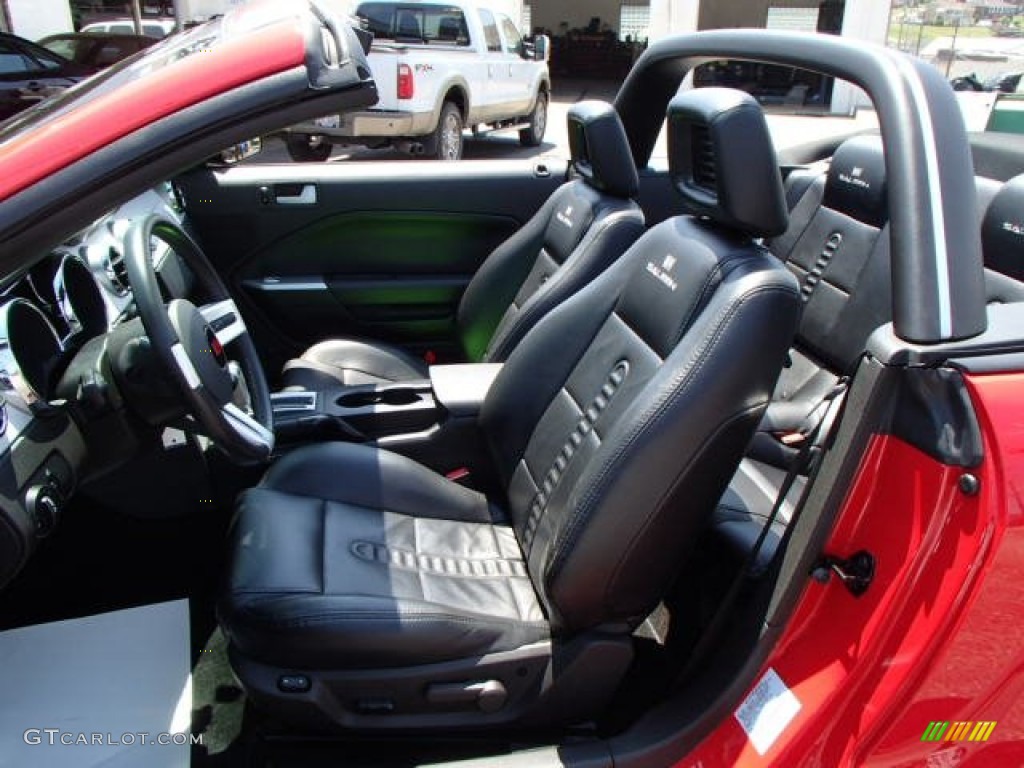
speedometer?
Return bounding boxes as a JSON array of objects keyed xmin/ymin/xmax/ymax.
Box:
[{"xmin": 0, "ymin": 299, "xmax": 63, "ymax": 405}]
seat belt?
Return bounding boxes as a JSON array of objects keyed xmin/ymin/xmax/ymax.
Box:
[{"xmin": 671, "ymin": 377, "xmax": 849, "ymax": 685}]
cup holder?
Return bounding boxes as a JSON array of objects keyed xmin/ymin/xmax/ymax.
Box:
[{"xmin": 337, "ymin": 389, "xmax": 422, "ymax": 408}]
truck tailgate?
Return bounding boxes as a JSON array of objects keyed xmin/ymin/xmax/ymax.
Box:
[{"xmin": 366, "ymin": 46, "xmax": 401, "ymax": 107}]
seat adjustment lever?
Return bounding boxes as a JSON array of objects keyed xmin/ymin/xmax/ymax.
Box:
[{"xmin": 426, "ymin": 680, "xmax": 507, "ymax": 713}]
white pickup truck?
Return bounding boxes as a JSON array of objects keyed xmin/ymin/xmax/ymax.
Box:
[{"xmin": 283, "ymin": 1, "xmax": 550, "ymax": 160}]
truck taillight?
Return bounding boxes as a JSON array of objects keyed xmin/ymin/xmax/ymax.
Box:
[{"xmin": 397, "ymin": 63, "xmax": 414, "ymax": 100}]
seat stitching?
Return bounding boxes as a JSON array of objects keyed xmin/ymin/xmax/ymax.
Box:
[
  {"xmin": 237, "ymin": 604, "xmax": 550, "ymax": 630},
  {"xmin": 521, "ymin": 361, "xmax": 629, "ymax": 554},
  {"xmin": 611, "ymin": 309, "xmax": 662, "ymax": 361},
  {"xmin": 350, "ymin": 539, "xmax": 530, "ymax": 580},
  {"xmin": 549, "ymin": 283, "xmax": 799, "ymax": 586}
]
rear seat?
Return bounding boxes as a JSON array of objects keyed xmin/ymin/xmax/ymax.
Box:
[
  {"xmin": 713, "ymin": 135, "xmax": 891, "ymax": 568},
  {"xmin": 713, "ymin": 148, "xmax": 1024, "ymax": 570},
  {"xmin": 979, "ymin": 174, "xmax": 1024, "ymax": 290}
]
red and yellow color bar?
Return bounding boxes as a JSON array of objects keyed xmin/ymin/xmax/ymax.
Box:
[{"xmin": 921, "ymin": 721, "xmax": 997, "ymax": 742}]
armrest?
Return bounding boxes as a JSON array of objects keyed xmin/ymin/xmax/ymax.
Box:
[{"xmin": 429, "ymin": 364, "xmax": 503, "ymax": 418}]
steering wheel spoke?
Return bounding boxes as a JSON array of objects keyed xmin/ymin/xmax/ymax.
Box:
[
  {"xmin": 200, "ymin": 298, "xmax": 246, "ymax": 346},
  {"xmin": 124, "ymin": 215, "xmax": 274, "ymax": 463},
  {"xmin": 222, "ymin": 403, "xmax": 275, "ymax": 455}
]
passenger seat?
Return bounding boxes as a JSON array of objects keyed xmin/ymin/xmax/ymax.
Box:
[
  {"xmin": 281, "ymin": 101, "xmax": 645, "ymax": 390},
  {"xmin": 713, "ymin": 150, "xmax": 1024, "ymax": 569}
]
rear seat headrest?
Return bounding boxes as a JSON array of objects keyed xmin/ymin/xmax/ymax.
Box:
[
  {"xmin": 667, "ymin": 87, "xmax": 788, "ymax": 238},
  {"xmin": 982, "ymin": 173, "xmax": 1024, "ymax": 282},
  {"xmin": 823, "ymin": 135, "xmax": 887, "ymax": 228},
  {"xmin": 567, "ymin": 101, "xmax": 639, "ymax": 199}
]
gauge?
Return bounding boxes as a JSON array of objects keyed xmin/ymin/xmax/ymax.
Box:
[
  {"xmin": 25, "ymin": 258, "xmax": 60, "ymax": 310},
  {"xmin": 0, "ymin": 299, "xmax": 63, "ymax": 405},
  {"xmin": 54, "ymin": 256, "xmax": 109, "ymax": 342}
]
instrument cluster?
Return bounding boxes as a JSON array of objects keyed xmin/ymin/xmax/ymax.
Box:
[{"xmin": 0, "ymin": 184, "xmax": 185, "ymax": 419}]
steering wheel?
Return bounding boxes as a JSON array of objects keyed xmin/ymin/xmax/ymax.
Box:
[{"xmin": 124, "ymin": 215, "xmax": 274, "ymax": 462}]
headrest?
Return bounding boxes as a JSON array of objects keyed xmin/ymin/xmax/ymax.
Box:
[
  {"xmin": 667, "ymin": 88, "xmax": 787, "ymax": 238},
  {"xmin": 823, "ymin": 135, "xmax": 888, "ymax": 228},
  {"xmin": 567, "ymin": 101, "xmax": 639, "ymax": 199},
  {"xmin": 982, "ymin": 173, "xmax": 1024, "ymax": 282}
]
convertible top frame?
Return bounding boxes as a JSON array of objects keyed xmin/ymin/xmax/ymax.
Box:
[{"xmin": 615, "ymin": 30, "xmax": 988, "ymax": 346}]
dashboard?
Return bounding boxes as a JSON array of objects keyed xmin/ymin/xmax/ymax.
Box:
[{"xmin": 0, "ymin": 182, "xmax": 189, "ymax": 590}]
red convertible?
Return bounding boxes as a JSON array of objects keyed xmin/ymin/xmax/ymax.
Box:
[{"xmin": 0, "ymin": 1, "xmax": 1022, "ymax": 766}]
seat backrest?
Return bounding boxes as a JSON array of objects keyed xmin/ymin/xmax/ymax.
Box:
[
  {"xmin": 981, "ymin": 173, "xmax": 1024, "ymax": 296},
  {"xmin": 480, "ymin": 88, "xmax": 800, "ymax": 634},
  {"xmin": 777, "ymin": 135, "xmax": 892, "ymax": 375},
  {"xmin": 455, "ymin": 101, "xmax": 645, "ymax": 363}
]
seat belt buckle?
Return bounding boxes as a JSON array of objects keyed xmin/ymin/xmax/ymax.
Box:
[
  {"xmin": 446, "ymin": 467, "xmax": 472, "ymax": 484},
  {"xmin": 778, "ymin": 431, "xmax": 807, "ymax": 446}
]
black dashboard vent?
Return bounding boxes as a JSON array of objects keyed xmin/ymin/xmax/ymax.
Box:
[{"xmin": 106, "ymin": 247, "xmax": 130, "ymax": 296}]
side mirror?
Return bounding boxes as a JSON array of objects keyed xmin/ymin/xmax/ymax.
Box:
[{"xmin": 531, "ymin": 34, "xmax": 549, "ymax": 62}]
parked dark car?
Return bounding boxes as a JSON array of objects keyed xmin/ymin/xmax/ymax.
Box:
[
  {"xmin": 0, "ymin": 32, "xmax": 91, "ymax": 120},
  {"xmin": 37, "ymin": 32, "xmax": 157, "ymax": 71},
  {"xmin": 984, "ymin": 70, "xmax": 1023, "ymax": 93}
]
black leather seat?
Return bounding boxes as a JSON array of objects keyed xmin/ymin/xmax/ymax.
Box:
[
  {"xmin": 714, "ymin": 143, "xmax": 1024, "ymax": 570},
  {"xmin": 713, "ymin": 135, "xmax": 892, "ymax": 566},
  {"xmin": 281, "ymin": 101, "xmax": 645, "ymax": 390},
  {"xmin": 219, "ymin": 88, "xmax": 801, "ymax": 730},
  {"xmin": 980, "ymin": 173, "xmax": 1024, "ymax": 285}
]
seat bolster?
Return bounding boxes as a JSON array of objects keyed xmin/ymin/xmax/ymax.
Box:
[
  {"xmin": 455, "ymin": 194, "xmax": 558, "ymax": 362},
  {"xmin": 260, "ymin": 442, "xmax": 498, "ymax": 523},
  {"xmin": 484, "ymin": 201, "xmax": 645, "ymax": 362},
  {"xmin": 281, "ymin": 338, "xmax": 429, "ymax": 389}
]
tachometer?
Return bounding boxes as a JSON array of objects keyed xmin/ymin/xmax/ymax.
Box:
[{"xmin": 54, "ymin": 256, "xmax": 109, "ymax": 341}]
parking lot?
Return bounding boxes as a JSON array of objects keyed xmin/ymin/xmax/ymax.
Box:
[{"xmin": 255, "ymin": 77, "xmax": 880, "ymax": 165}]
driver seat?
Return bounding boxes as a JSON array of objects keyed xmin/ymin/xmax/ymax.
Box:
[{"xmin": 218, "ymin": 89, "xmax": 801, "ymax": 730}]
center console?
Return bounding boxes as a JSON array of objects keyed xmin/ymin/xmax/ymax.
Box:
[{"xmin": 271, "ymin": 364, "xmax": 503, "ymax": 476}]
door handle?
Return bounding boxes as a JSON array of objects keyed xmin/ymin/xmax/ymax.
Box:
[
  {"xmin": 26, "ymin": 81, "xmax": 43, "ymax": 92},
  {"xmin": 274, "ymin": 184, "xmax": 317, "ymax": 205}
]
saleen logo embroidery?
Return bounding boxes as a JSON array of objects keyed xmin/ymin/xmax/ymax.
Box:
[
  {"xmin": 645, "ymin": 254, "xmax": 679, "ymax": 292},
  {"xmin": 921, "ymin": 721, "xmax": 996, "ymax": 742},
  {"xmin": 839, "ymin": 166, "xmax": 871, "ymax": 190},
  {"xmin": 556, "ymin": 204, "xmax": 574, "ymax": 228},
  {"xmin": 1002, "ymin": 221, "xmax": 1024, "ymax": 237}
]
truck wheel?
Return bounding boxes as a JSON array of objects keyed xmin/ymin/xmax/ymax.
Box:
[
  {"xmin": 285, "ymin": 135, "xmax": 332, "ymax": 162},
  {"xmin": 519, "ymin": 90, "xmax": 548, "ymax": 147},
  {"xmin": 425, "ymin": 102, "xmax": 463, "ymax": 160}
]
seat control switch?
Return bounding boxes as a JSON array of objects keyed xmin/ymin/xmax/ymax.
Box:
[
  {"xmin": 426, "ymin": 680, "xmax": 507, "ymax": 713},
  {"xmin": 277, "ymin": 674, "xmax": 311, "ymax": 693}
]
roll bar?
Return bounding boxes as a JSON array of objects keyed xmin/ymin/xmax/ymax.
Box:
[{"xmin": 615, "ymin": 30, "xmax": 987, "ymax": 345}]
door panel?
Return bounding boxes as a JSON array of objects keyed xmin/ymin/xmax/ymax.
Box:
[{"xmin": 176, "ymin": 160, "xmax": 566, "ymax": 377}]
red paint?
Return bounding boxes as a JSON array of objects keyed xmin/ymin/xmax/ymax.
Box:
[
  {"xmin": 676, "ymin": 371, "xmax": 1024, "ymax": 767},
  {"xmin": 0, "ymin": 20, "xmax": 305, "ymax": 202}
]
